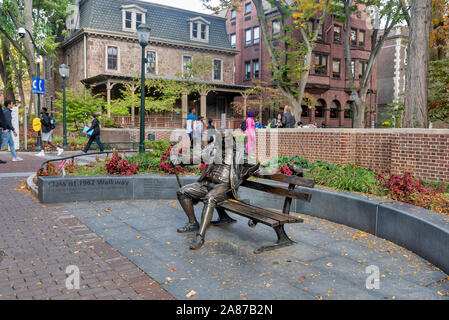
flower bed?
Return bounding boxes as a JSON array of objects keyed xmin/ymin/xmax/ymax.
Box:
[{"xmin": 269, "ymin": 155, "xmax": 449, "ymax": 216}]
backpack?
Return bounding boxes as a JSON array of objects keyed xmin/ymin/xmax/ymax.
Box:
[
  {"xmin": 240, "ymin": 120, "xmax": 247, "ymax": 131},
  {"xmin": 50, "ymin": 117, "xmax": 56, "ymax": 130}
]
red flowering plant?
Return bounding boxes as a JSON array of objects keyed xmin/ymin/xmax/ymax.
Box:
[
  {"xmin": 37, "ymin": 163, "xmax": 58, "ymax": 177},
  {"xmin": 277, "ymin": 165, "xmax": 293, "ymax": 176},
  {"xmin": 375, "ymin": 172, "xmax": 438, "ymax": 203},
  {"xmin": 105, "ymin": 152, "xmax": 139, "ymax": 176},
  {"xmin": 158, "ymin": 145, "xmax": 206, "ymax": 175}
]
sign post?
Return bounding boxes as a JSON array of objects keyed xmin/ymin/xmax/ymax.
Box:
[{"xmin": 24, "ymin": 106, "xmax": 28, "ymax": 151}]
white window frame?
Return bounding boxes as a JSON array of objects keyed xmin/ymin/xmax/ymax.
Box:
[
  {"xmin": 253, "ymin": 26, "xmax": 260, "ymax": 44},
  {"xmin": 252, "ymin": 59, "xmax": 259, "ymax": 78},
  {"xmin": 189, "ymin": 17, "xmax": 210, "ymax": 43},
  {"xmin": 105, "ymin": 45, "xmax": 120, "ymax": 72},
  {"xmin": 146, "ymin": 50, "xmax": 158, "ymax": 75},
  {"xmin": 182, "ymin": 55, "xmax": 193, "ymax": 77},
  {"xmin": 230, "ymin": 33, "xmax": 236, "ymax": 48},
  {"xmin": 121, "ymin": 5, "xmax": 147, "ymax": 32},
  {"xmin": 212, "ymin": 59, "xmax": 223, "ymax": 82},
  {"xmin": 245, "ymin": 28, "xmax": 252, "ymax": 46},
  {"xmin": 272, "ymin": 20, "xmax": 281, "ymax": 36}
]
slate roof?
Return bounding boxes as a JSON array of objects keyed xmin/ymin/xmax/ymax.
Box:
[{"xmin": 78, "ymin": 0, "xmax": 233, "ymax": 50}]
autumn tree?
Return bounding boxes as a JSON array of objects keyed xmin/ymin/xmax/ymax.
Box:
[
  {"xmin": 0, "ymin": 0, "xmax": 69, "ymax": 116},
  {"xmin": 202, "ymin": 0, "xmax": 331, "ymax": 122},
  {"xmin": 430, "ymin": 0, "xmax": 449, "ymax": 60}
]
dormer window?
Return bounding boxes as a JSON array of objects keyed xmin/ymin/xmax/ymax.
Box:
[
  {"xmin": 121, "ymin": 4, "xmax": 147, "ymax": 32},
  {"xmin": 125, "ymin": 11, "xmax": 132, "ymax": 29},
  {"xmin": 189, "ymin": 17, "xmax": 210, "ymax": 43}
]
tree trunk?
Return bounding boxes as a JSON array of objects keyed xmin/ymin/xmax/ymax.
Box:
[
  {"xmin": 403, "ymin": 0, "xmax": 432, "ymax": 128},
  {"xmin": 0, "ymin": 39, "xmax": 17, "ymax": 103}
]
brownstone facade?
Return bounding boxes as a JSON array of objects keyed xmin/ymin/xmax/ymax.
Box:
[
  {"xmin": 44, "ymin": 0, "xmax": 247, "ymax": 129},
  {"xmin": 226, "ymin": 1, "xmax": 377, "ymax": 128}
]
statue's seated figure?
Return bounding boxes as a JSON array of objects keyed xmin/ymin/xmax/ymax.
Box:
[{"xmin": 171, "ymin": 132, "xmax": 259, "ymax": 250}]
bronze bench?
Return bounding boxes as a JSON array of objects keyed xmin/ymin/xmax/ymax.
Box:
[{"xmin": 216, "ymin": 171, "xmax": 315, "ymax": 254}]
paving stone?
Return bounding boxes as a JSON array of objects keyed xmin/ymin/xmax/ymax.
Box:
[
  {"xmin": 0, "ymin": 177, "xmax": 172, "ymax": 300},
  {"xmin": 62, "ymin": 198, "xmax": 449, "ymax": 300}
]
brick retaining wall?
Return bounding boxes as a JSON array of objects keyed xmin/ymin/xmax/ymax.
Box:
[
  {"xmin": 255, "ymin": 129, "xmax": 449, "ymax": 182},
  {"xmin": 103, "ymin": 128, "xmax": 449, "ymax": 182}
]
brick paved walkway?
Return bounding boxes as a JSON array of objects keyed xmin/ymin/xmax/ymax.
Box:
[{"xmin": 0, "ymin": 177, "xmax": 174, "ymax": 300}]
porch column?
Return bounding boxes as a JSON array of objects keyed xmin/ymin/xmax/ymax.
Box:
[
  {"xmin": 130, "ymin": 83, "xmax": 138, "ymax": 128},
  {"xmin": 200, "ymin": 93, "xmax": 207, "ymax": 119},
  {"xmin": 182, "ymin": 93, "xmax": 188, "ymax": 128},
  {"xmin": 106, "ymin": 80, "xmax": 114, "ymax": 119}
]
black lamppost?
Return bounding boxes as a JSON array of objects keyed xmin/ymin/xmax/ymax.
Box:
[
  {"xmin": 59, "ymin": 64, "xmax": 69, "ymax": 149},
  {"xmin": 136, "ymin": 24, "xmax": 151, "ymax": 154},
  {"xmin": 18, "ymin": 27, "xmax": 42, "ymax": 151}
]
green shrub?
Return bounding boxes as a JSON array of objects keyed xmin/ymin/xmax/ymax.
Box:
[
  {"xmin": 126, "ymin": 152, "xmax": 161, "ymax": 172},
  {"xmin": 308, "ymin": 164, "xmax": 380, "ymax": 194}
]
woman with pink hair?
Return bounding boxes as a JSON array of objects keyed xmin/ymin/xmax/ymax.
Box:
[{"xmin": 246, "ymin": 110, "xmax": 256, "ymax": 155}]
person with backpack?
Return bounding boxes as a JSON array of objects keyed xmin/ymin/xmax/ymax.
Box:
[
  {"xmin": 83, "ymin": 113, "xmax": 104, "ymax": 153},
  {"xmin": 37, "ymin": 107, "xmax": 64, "ymax": 157}
]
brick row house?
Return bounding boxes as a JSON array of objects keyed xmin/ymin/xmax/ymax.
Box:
[
  {"xmin": 44, "ymin": 0, "xmax": 249, "ymax": 129},
  {"xmin": 226, "ymin": 1, "xmax": 378, "ymax": 127}
]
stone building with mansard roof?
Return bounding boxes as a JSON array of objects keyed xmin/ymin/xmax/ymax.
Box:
[{"xmin": 44, "ymin": 0, "xmax": 250, "ymax": 129}]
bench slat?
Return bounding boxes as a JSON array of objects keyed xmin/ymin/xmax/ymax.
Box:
[
  {"xmin": 241, "ymin": 180, "xmax": 312, "ymax": 202},
  {"xmin": 218, "ymin": 200, "xmax": 302, "ymax": 226},
  {"xmin": 254, "ymin": 173, "xmax": 315, "ymax": 188},
  {"xmin": 219, "ymin": 201, "xmax": 280, "ymax": 227}
]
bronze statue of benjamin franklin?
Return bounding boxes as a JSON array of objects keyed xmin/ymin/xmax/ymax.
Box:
[{"xmin": 171, "ymin": 134, "xmax": 259, "ymax": 250}]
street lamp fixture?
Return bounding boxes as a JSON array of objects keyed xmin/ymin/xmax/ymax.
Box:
[
  {"xmin": 136, "ymin": 24, "xmax": 151, "ymax": 154},
  {"xmin": 59, "ymin": 64, "xmax": 70, "ymax": 149},
  {"xmin": 18, "ymin": 26, "xmax": 43, "ymax": 151}
]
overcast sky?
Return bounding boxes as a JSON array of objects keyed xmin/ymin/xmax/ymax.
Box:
[{"xmin": 141, "ymin": 0, "xmax": 220, "ymax": 14}]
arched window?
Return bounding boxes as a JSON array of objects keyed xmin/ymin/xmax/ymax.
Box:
[
  {"xmin": 330, "ymin": 100, "xmax": 340, "ymax": 119},
  {"xmin": 344, "ymin": 101, "xmax": 353, "ymax": 119},
  {"xmin": 301, "ymin": 105, "xmax": 309, "ymax": 117},
  {"xmin": 315, "ymin": 99, "xmax": 325, "ymax": 118}
]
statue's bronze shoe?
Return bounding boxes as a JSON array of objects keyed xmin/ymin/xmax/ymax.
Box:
[
  {"xmin": 177, "ymin": 222, "xmax": 199, "ymax": 233},
  {"xmin": 189, "ymin": 235, "xmax": 205, "ymax": 250}
]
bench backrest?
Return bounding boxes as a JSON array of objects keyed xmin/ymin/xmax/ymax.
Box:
[{"xmin": 241, "ymin": 173, "xmax": 315, "ymax": 215}]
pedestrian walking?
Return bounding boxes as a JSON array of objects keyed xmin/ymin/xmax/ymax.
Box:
[
  {"xmin": 282, "ymin": 105, "xmax": 296, "ymax": 128},
  {"xmin": 0, "ymin": 99, "xmax": 10, "ymax": 164},
  {"xmin": 255, "ymin": 118, "xmax": 263, "ymax": 129},
  {"xmin": 245, "ymin": 110, "xmax": 256, "ymax": 155},
  {"xmin": 193, "ymin": 115, "xmax": 205, "ymax": 145},
  {"xmin": 83, "ymin": 113, "xmax": 104, "ymax": 153},
  {"xmin": 1, "ymin": 100, "xmax": 23, "ymax": 162},
  {"xmin": 36, "ymin": 107, "xmax": 64, "ymax": 157},
  {"xmin": 186, "ymin": 107, "xmax": 196, "ymax": 145}
]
